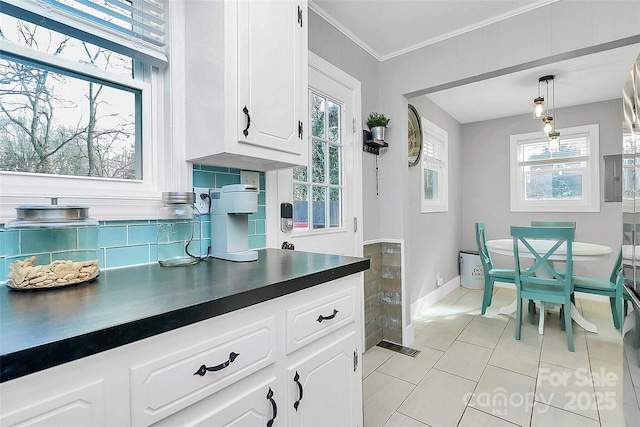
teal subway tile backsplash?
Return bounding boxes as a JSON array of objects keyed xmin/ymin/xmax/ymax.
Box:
[
  {"xmin": 215, "ymin": 172, "xmax": 241, "ymax": 188},
  {"xmin": 255, "ymin": 220, "xmax": 266, "ymax": 235},
  {"xmin": 250, "ymin": 206, "xmax": 266, "ymax": 221},
  {"xmin": 3, "ymin": 230, "xmax": 19, "ymax": 257},
  {"xmin": 193, "ymin": 172, "xmax": 216, "ymax": 188},
  {"xmin": 99, "ymin": 226, "xmax": 127, "ymax": 247},
  {"xmin": 106, "ymin": 245, "xmax": 152, "ymax": 268},
  {"xmin": 249, "ymin": 235, "xmax": 266, "ymax": 249},
  {"xmin": 126, "ymin": 224, "xmax": 157, "ymax": 245},
  {"xmin": 21, "ymin": 228, "xmax": 77, "ymax": 254},
  {"xmin": 0, "ymin": 167, "xmax": 267, "ymax": 281}
]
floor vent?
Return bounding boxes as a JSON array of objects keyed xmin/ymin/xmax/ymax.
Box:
[{"xmin": 376, "ymin": 340, "xmax": 421, "ymax": 357}]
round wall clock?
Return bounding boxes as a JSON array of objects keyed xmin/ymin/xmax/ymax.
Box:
[{"xmin": 408, "ymin": 104, "xmax": 422, "ymax": 166}]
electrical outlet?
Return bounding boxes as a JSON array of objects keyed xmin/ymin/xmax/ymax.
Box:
[
  {"xmin": 436, "ymin": 272, "xmax": 444, "ymax": 287},
  {"xmin": 193, "ymin": 187, "xmax": 212, "ymax": 214},
  {"xmin": 240, "ymin": 170, "xmax": 260, "ymax": 189}
]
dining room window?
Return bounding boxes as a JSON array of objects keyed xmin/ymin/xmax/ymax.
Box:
[
  {"xmin": 421, "ymin": 117, "xmax": 448, "ymax": 213},
  {"xmin": 510, "ymin": 124, "xmax": 600, "ymax": 212}
]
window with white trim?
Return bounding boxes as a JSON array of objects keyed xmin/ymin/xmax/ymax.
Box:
[
  {"xmin": 421, "ymin": 117, "xmax": 448, "ymax": 213},
  {"xmin": 510, "ymin": 124, "xmax": 600, "ymax": 212},
  {"xmin": 0, "ymin": 0, "xmax": 178, "ymax": 221},
  {"xmin": 292, "ymin": 90, "xmax": 343, "ymax": 230}
]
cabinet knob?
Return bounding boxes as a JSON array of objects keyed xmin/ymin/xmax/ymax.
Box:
[
  {"xmin": 316, "ymin": 309, "xmax": 338, "ymax": 323},
  {"xmin": 267, "ymin": 387, "xmax": 278, "ymax": 427},
  {"xmin": 293, "ymin": 371, "xmax": 304, "ymax": 411},
  {"xmin": 242, "ymin": 106, "xmax": 251, "ymax": 137},
  {"xmin": 193, "ymin": 352, "xmax": 239, "ymax": 376}
]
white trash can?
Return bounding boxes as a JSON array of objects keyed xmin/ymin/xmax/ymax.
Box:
[{"xmin": 460, "ymin": 250, "xmax": 485, "ymax": 289}]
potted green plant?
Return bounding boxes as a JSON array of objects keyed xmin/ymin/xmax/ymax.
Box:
[{"xmin": 366, "ymin": 112, "xmax": 390, "ymax": 142}]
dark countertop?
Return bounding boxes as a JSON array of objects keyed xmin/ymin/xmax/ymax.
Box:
[{"xmin": 0, "ymin": 249, "xmax": 370, "ymax": 383}]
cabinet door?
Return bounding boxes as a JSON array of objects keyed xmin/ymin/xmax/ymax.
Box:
[
  {"xmin": 237, "ymin": 0, "xmax": 307, "ymax": 155},
  {"xmin": 286, "ymin": 331, "xmax": 362, "ymax": 427},
  {"xmin": 154, "ymin": 376, "xmax": 280, "ymax": 427}
]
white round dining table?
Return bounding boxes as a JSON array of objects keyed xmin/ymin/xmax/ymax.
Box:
[{"xmin": 486, "ymin": 238, "xmax": 613, "ymax": 334}]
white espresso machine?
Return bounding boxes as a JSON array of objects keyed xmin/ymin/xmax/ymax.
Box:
[{"xmin": 210, "ymin": 184, "xmax": 259, "ymax": 261}]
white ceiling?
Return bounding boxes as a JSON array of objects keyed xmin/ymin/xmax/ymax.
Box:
[{"xmin": 311, "ymin": 0, "xmax": 640, "ymax": 124}]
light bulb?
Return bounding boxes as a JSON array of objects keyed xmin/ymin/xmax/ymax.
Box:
[
  {"xmin": 533, "ymin": 97, "xmax": 545, "ymax": 118},
  {"xmin": 548, "ymin": 131, "xmax": 560, "ymax": 153},
  {"xmin": 543, "ymin": 116, "xmax": 553, "ymax": 134}
]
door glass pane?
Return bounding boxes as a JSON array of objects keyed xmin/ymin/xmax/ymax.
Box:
[
  {"xmin": 312, "ymin": 186, "xmax": 326, "ymax": 229},
  {"xmin": 329, "ymin": 188, "xmax": 340, "ymax": 228},
  {"xmin": 312, "ymin": 139, "xmax": 325, "ymax": 183},
  {"xmin": 327, "ymin": 101, "xmax": 340, "ymax": 143},
  {"xmin": 311, "ymin": 94, "xmax": 325, "ymax": 138},
  {"xmin": 293, "ymin": 184, "xmax": 309, "ymax": 229},
  {"xmin": 293, "ymin": 165, "xmax": 307, "ymax": 182},
  {"xmin": 329, "ymin": 145, "xmax": 340, "ymax": 185}
]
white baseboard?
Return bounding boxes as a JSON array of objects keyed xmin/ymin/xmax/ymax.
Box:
[
  {"xmin": 403, "ymin": 323, "xmax": 415, "ymax": 347},
  {"xmin": 410, "ymin": 276, "xmax": 461, "ymax": 322}
]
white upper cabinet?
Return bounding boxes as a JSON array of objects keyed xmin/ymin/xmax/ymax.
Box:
[{"xmin": 185, "ymin": 0, "xmax": 308, "ymax": 171}]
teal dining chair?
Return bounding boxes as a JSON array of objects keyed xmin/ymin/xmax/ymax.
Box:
[
  {"xmin": 531, "ymin": 221, "xmax": 577, "ymax": 228},
  {"xmin": 511, "ymin": 225, "xmax": 575, "ymax": 351},
  {"xmin": 530, "ymin": 221, "xmax": 576, "ymax": 277},
  {"xmin": 572, "ymin": 249, "xmax": 623, "ymax": 329},
  {"xmin": 475, "ymin": 222, "xmax": 516, "ymax": 315}
]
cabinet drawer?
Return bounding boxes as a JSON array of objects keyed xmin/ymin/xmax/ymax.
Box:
[
  {"xmin": 0, "ymin": 379, "xmax": 104, "ymax": 427},
  {"xmin": 130, "ymin": 316, "xmax": 276, "ymax": 427},
  {"xmin": 285, "ymin": 287, "xmax": 356, "ymax": 354},
  {"xmin": 153, "ymin": 375, "xmax": 279, "ymax": 427}
]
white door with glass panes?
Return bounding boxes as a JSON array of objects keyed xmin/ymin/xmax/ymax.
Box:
[{"xmin": 271, "ymin": 54, "xmax": 362, "ymax": 257}]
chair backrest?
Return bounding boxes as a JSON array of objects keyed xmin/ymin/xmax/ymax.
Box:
[
  {"xmin": 611, "ymin": 248, "xmax": 623, "ymax": 286},
  {"xmin": 475, "ymin": 222, "xmax": 493, "ymax": 273},
  {"xmin": 510, "ymin": 225, "xmax": 575, "ymax": 293},
  {"xmin": 531, "ymin": 221, "xmax": 576, "ymax": 228}
]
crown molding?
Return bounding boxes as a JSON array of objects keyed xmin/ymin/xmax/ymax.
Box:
[{"xmin": 309, "ymin": 0, "xmax": 560, "ymax": 62}]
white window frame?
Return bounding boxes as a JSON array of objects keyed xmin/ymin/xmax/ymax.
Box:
[
  {"xmin": 510, "ymin": 124, "xmax": 600, "ymax": 212},
  {"xmin": 421, "ymin": 117, "xmax": 448, "ymax": 213},
  {"xmin": 291, "ymin": 89, "xmax": 346, "ymax": 235},
  {"xmin": 0, "ymin": 0, "xmax": 189, "ymax": 222}
]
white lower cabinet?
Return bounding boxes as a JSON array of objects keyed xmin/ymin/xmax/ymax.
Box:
[
  {"xmin": 0, "ymin": 274, "xmax": 363, "ymax": 427},
  {"xmin": 286, "ymin": 330, "xmax": 361, "ymax": 427}
]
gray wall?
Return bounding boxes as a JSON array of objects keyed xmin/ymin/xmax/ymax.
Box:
[
  {"xmin": 461, "ymin": 99, "xmax": 623, "ymax": 279},
  {"xmin": 406, "ymin": 96, "xmax": 463, "ymax": 304}
]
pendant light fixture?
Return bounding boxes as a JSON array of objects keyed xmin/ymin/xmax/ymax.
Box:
[
  {"xmin": 533, "ymin": 76, "xmax": 547, "ymax": 119},
  {"xmin": 533, "ymin": 75, "xmax": 560, "ymax": 152}
]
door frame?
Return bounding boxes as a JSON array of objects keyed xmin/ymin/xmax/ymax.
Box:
[{"xmin": 266, "ymin": 52, "xmax": 363, "ymax": 256}]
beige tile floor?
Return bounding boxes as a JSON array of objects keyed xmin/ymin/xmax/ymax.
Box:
[{"xmin": 363, "ymin": 286, "xmax": 638, "ymax": 427}]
